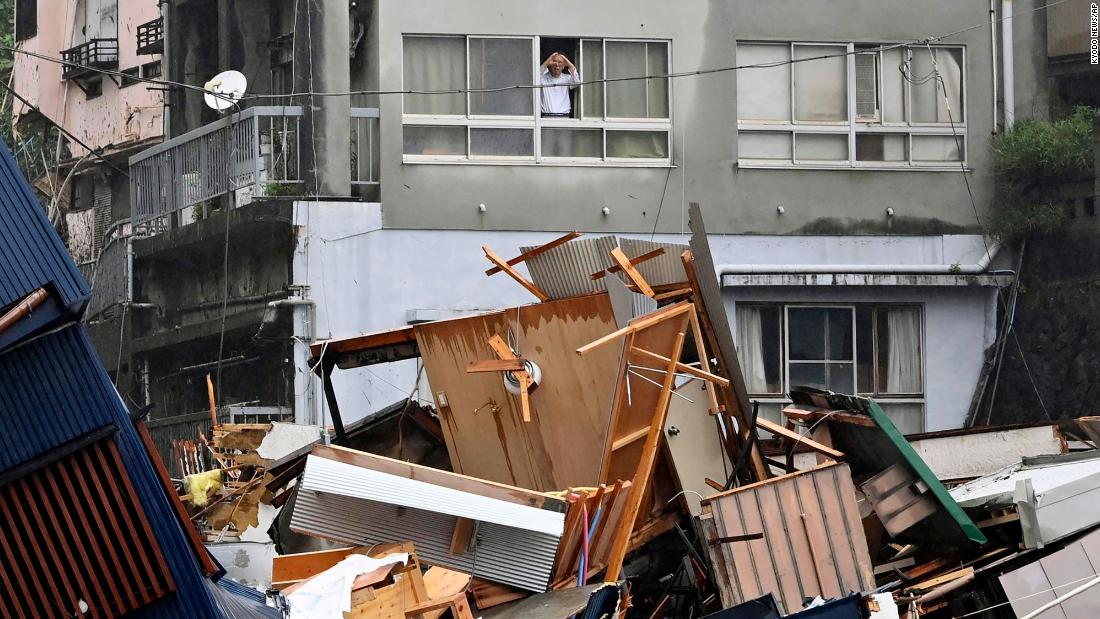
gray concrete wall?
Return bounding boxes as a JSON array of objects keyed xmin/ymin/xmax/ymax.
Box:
[{"xmin": 367, "ymin": 0, "xmax": 1028, "ymax": 235}]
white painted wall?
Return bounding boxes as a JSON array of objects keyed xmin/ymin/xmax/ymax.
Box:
[{"xmin": 291, "ymin": 200, "xmax": 999, "ymax": 432}]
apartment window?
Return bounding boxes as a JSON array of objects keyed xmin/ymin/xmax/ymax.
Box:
[
  {"xmin": 736, "ymin": 42, "xmax": 965, "ymax": 169},
  {"xmin": 84, "ymin": 77, "xmax": 103, "ymax": 100},
  {"xmin": 15, "ymin": 0, "xmax": 36, "ymax": 41},
  {"xmin": 737, "ymin": 303, "xmax": 924, "ymax": 430},
  {"xmin": 402, "ymin": 34, "xmax": 671, "ymax": 164},
  {"xmin": 141, "ymin": 60, "xmax": 162, "ymax": 80},
  {"xmin": 120, "ymin": 66, "xmax": 140, "ymax": 88}
]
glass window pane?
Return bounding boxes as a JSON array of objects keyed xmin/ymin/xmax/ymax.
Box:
[
  {"xmin": 881, "ymin": 48, "xmax": 906, "ymax": 123},
  {"xmin": 606, "ymin": 41, "xmax": 647, "ymax": 118},
  {"xmin": 542, "ymin": 128, "xmax": 602, "ymax": 158},
  {"xmin": 877, "ymin": 306, "xmax": 923, "ymax": 393},
  {"xmin": 736, "ymin": 305, "xmax": 783, "ymax": 394},
  {"xmin": 793, "ymin": 44, "xmax": 847, "ymax": 122},
  {"xmin": 910, "ymin": 47, "xmax": 963, "ymax": 123},
  {"xmin": 856, "ymin": 134, "xmax": 907, "ymax": 162},
  {"xmin": 739, "ymin": 131, "xmax": 792, "ymax": 160},
  {"xmin": 606, "ymin": 130, "xmax": 668, "ymax": 158},
  {"xmin": 879, "ymin": 402, "xmax": 925, "ymax": 434},
  {"xmin": 403, "ymin": 36, "xmax": 465, "ymax": 115},
  {"xmin": 827, "ymin": 363, "xmax": 855, "ymax": 393},
  {"xmin": 736, "ymin": 44, "xmax": 791, "ymax": 121},
  {"xmin": 581, "ymin": 39, "xmax": 604, "ymax": 118},
  {"xmin": 856, "ymin": 306, "xmax": 874, "ymax": 393},
  {"xmin": 646, "ymin": 42, "xmax": 669, "ymax": 119},
  {"xmin": 469, "ymin": 38, "xmax": 533, "ymax": 116},
  {"xmin": 911, "ymin": 135, "xmax": 963, "ymax": 162},
  {"xmin": 790, "ymin": 363, "xmax": 827, "ymax": 391},
  {"xmin": 795, "ymin": 133, "xmax": 848, "ymax": 161},
  {"xmin": 470, "ymin": 128, "xmax": 532, "ymax": 156},
  {"xmin": 826, "ymin": 308, "xmax": 853, "ymax": 360},
  {"xmin": 403, "ymin": 125, "xmax": 466, "ymax": 156},
  {"xmin": 789, "ymin": 307, "xmax": 826, "ymax": 361}
]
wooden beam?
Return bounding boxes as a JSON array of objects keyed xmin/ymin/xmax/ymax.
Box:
[
  {"xmin": 486, "ymin": 335, "xmax": 532, "ymax": 422},
  {"xmin": 631, "ymin": 346, "xmax": 730, "ymax": 388},
  {"xmin": 308, "ymin": 325, "xmax": 416, "ymax": 359},
  {"xmin": 466, "ymin": 359, "xmax": 525, "ymax": 373},
  {"xmin": 484, "ymin": 231, "xmax": 581, "ymax": 276},
  {"xmin": 783, "ymin": 408, "xmax": 876, "ymax": 428},
  {"xmin": 610, "ymin": 246, "xmax": 655, "ymax": 297},
  {"xmin": 487, "ymin": 335, "xmax": 517, "ymax": 361},
  {"xmin": 576, "ymin": 302, "xmax": 692, "ymax": 355},
  {"xmin": 605, "ymin": 327, "xmax": 687, "ymax": 582},
  {"xmin": 483, "ymin": 245, "xmax": 550, "ymax": 302},
  {"xmin": 755, "ymin": 418, "xmax": 845, "ymax": 460},
  {"xmin": 652, "ymin": 287, "xmax": 693, "ymax": 302},
  {"xmin": 590, "ymin": 248, "xmax": 665, "ymax": 280},
  {"xmin": 449, "ymin": 518, "xmax": 475, "ymax": 555}
]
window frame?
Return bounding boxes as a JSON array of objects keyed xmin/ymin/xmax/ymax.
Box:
[
  {"xmin": 735, "ymin": 41, "xmax": 967, "ymax": 171},
  {"xmin": 401, "ymin": 34, "xmax": 673, "ymax": 166},
  {"xmin": 739, "ymin": 301, "xmax": 926, "ymax": 400}
]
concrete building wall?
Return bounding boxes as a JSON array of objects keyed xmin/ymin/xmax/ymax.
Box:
[
  {"xmin": 292, "ymin": 202, "xmax": 997, "ymax": 431},
  {"xmin": 367, "ymin": 0, "xmax": 1029, "ymax": 235},
  {"xmin": 13, "ymin": 0, "xmax": 163, "ymax": 154}
]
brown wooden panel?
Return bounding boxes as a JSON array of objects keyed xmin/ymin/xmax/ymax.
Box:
[
  {"xmin": 794, "ymin": 473, "xmax": 842, "ymax": 599},
  {"xmin": 415, "ymin": 294, "xmax": 622, "ymax": 491},
  {"xmin": 0, "ymin": 435, "xmax": 175, "ymax": 618}
]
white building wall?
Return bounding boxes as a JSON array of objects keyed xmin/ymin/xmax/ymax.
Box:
[{"xmin": 292, "ymin": 201, "xmax": 999, "ymax": 432}]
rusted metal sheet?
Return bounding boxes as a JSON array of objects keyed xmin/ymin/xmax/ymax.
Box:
[{"xmin": 701, "ymin": 462, "xmax": 875, "ymax": 614}]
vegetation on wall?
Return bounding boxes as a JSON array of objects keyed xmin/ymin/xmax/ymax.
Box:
[{"xmin": 990, "ymin": 107, "xmax": 1096, "ymax": 241}]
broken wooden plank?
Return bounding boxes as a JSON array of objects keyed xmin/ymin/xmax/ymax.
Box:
[
  {"xmin": 590, "ymin": 248, "xmax": 665, "ymax": 280},
  {"xmin": 576, "ymin": 302, "xmax": 692, "ymax": 355},
  {"xmin": 610, "ymin": 246, "xmax": 655, "ymax": 297},
  {"xmin": 484, "ymin": 231, "xmax": 581, "ymax": 276},
  {"xmin": 450, "ymin": 518, "xmax": 476, "ymax": 555},
  {"xmin": 783, "ymin": 407, "xmax": 876, "ymax": 428},
  {"xmin": 756, "ymin": 418, "xmax": 845, "ymax": 460},
  {"xmin": 466, "ymin": 359, "xmax": 525, "ymax": 373},
  {"xmin": 631, "ymin": 345, "xmax": 730, "ymax": 388},
  {"xmin": 483, "ymin": 245, "xmax": 550, "ymax": 302}
]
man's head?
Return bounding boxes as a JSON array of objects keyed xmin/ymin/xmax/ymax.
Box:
[{"xmin": 547, "ymin": 52, "xmax": 565, "ymax": 76}]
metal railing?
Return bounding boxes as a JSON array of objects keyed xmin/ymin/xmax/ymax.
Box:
[
  {"xmin": 129, "ymin": 106, "xmax": 379, "ymax": 233},
  {"xmin": 136, "ymin": 17, "xmax": 164, "ymax": 55},
  {"xmin": 61, "ymin": 38, "xmax": 119, "ymax": 80}
]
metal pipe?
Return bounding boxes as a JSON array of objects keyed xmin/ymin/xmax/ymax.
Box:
[
  {"xmin": 0, "ymin": 288, "xmax": 49, "ymax": 336},
  {"xmin": 990, "ymin": 0, "xmax": 999, "ymax": 133},
  {"xmin": 717, "ymin": 242, "xmax": 1000, "ymax": 276},
  {"xmin": 1002, "ymin": 0, "xmax": 1015, "ymax": 128}
]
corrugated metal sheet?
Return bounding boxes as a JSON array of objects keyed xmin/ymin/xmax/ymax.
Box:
[
  {"xmin": 619, "ymin": 237, "xmax": 689, "ymax": 287},
  {"xmin": 0, "ymin": 326, "xmax": 223, "ymax": 617},
  {"xmin": 523, "ymin": 236, "xmax": 618, "ymax": 299},
  {"xmin": 291, "ymin": 487, "xmax": 561, "ymax": 592},
  {"xmin": 299, "ymin": 455, "xmax": 564, "ymax": 535},
  {"xmin": 523, "ymin": 236, "xmax": 688, "ymax": 301},
  {"xmin": 702, "ymin": 463, "xmax": 875, "ymax": 615},
  {"xmin": 85, "ymin": 236, "xmax": 130, "ymax": 320},
  {"xmin": 0, "ymin": 138, "xmax": 89, "ymax": 314}
]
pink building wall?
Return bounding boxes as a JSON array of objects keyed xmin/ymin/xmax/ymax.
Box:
[{"xmin": 13, "ymin": 0, "xmax": 164, "ymax": 155}]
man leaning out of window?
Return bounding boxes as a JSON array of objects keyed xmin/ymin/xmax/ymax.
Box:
[{"xmin": 540, "ymin": 52, "xmax": 580, "ymax": 117}]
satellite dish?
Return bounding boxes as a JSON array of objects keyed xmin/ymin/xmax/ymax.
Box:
[{"xmin": 203, "ymin": 70, "xmax": 248, "ymax": 111}]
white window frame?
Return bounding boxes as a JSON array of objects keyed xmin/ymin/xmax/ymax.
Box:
[
  {"xmin": 735, "ymin": 41, "xmax": 967, "ymax": 171},
  {"xmin": 741, "ymin": 302, "xmax": 926, "ymax": 401},
  {"xmin": 401, "ymin": 34, "xmax": 673, "ymax": 167}
]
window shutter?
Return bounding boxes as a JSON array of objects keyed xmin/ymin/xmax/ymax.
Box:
[{"xmin": 855, "ymin": 53, "xmax": 879, "ymax": 121}]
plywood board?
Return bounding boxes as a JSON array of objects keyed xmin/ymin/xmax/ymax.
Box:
[
  {"xmin": 664, "ymin": 380, "xmax": 732, "ymax": 515},
  {"xmin": 415, "ymin": 294, "xmax": 623, "ymax": 491}
]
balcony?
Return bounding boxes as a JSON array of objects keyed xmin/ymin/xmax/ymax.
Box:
[
  {"xmin": 136, "ymin": 17, "xmax": 164, "ymax": 55},
  {"xmin": 61, "ymin": 39, "xmax": 119, "ymax": 80},
  {"xmin": 129, "ymin": 106, "xmax": 380, "ymax": 234}
]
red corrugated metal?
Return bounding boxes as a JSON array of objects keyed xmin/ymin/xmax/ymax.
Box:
[{"xmin": 0, "ymin": 437, "xmax": 175, "ymax": 618}]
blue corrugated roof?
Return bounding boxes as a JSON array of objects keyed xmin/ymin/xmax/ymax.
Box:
[
  {"xmin": 0, "ymin": 325, "xmax": 224, "ymax": 617},
  {"xmin": 0, "ymin": 137, "xmax": 89, "ymax": 334}
]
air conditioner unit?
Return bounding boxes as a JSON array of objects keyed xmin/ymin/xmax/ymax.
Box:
[{"xmin": 855, "ymin": 52, "xmax": 880, "ymax": 122}]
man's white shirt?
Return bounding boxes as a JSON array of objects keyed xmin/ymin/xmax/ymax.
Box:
[{"xmin": 540, "ymin": 69, "xmax": 581, "ymax": 115}]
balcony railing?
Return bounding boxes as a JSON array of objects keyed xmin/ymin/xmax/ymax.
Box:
[
  {"xmin": 61, "ymin": 38, "xmax": 119, "ymax": 80},
  {"xmin": 129, "ymin": 106, "xmax": 380, "ymax": 234},
  {"xmin": 136, "ymin": 17, "xmax": 164, "ymax": 55}
]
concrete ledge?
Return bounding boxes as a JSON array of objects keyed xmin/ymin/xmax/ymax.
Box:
[{"xmin": 721, "ymin": 273, "xmax": 1015, "ymax": 287}]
